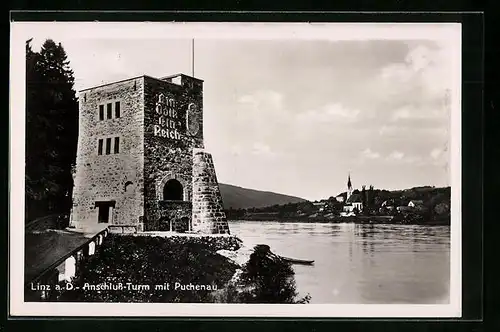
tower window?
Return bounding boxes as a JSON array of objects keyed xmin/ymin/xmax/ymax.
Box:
[
  {"xmin": 99, "ymin": 105, "xmax": 104, "ymax": 121},
  {"xmin": 107, "ymin": 103, "xmax": 112, "ymax": 119},
  {"xmin": 97, "ymin": 139, "xmax": 103, "ymax": 155},
  {"xmin": 115, "ymin": 101, "xmax": 121, "ymax": 118},
  {"xmin": 105, "ymin": 138, "xmax": 111, "ymax": 155},
  {"xmin": 114, "ymin": 137, "xmax": 120, "ymax": 154}
]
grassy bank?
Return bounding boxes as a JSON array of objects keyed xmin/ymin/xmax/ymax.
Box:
[{"xmin": 48, "ymin": 234, "xmax": 239, "ymax": 303}]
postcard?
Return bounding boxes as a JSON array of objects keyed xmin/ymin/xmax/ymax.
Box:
[{"xmin": 10, "ymin": 21, "xmax": 462, "ymax": 317}]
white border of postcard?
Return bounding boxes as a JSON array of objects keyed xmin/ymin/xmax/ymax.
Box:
[{"xmin": 9, "ymin": 21, "xmax": 462, "ymax": 317}]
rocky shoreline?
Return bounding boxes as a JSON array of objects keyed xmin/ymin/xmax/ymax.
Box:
[{"xmin": 214, "ymin": 243, "xmax": 310, "ymax": 304}]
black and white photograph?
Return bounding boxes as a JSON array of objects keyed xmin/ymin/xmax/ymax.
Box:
[{"xmin": 10, "ymin": 22, "xmax": 461, "ymax": 317}]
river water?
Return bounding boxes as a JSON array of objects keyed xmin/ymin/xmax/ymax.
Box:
[{"xmin": 228, "ymin": 220, "xmax": 450, "ymax": 304}]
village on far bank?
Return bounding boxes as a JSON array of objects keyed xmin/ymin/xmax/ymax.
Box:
[{"xmin": 225, "ymin": 174, "xmax": 451, "ymax": 226}]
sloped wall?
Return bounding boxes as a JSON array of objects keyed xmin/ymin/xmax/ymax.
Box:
[{"xmin": 191, "ymin": 150, "xmax": 230, "ymax": 234}]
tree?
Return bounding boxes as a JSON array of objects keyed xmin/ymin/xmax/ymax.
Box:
[
  {"xmin": 237, "ymin": 245, "xmax": 310, "ymax": 303},
  {"xmin": 361, "ymin": 185, "xmax": 367, "ymax": 214},
  {"xmin": 25, "ymin": 39, "xmax": 79, "ymax": 222},
  {"xmin": 434, "ymin": 202, "xmax": 450, "ymax": 215},
  {"xmin": 368, "ymin": 185, "xmax": 375, "ymax": 208}
]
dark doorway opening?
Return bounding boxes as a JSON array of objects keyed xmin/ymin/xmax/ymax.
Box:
[
  {"xmin": 180, "ymin": 217, "xmax": 190, "ymax": 233},
  {"xmin": 163, "ymin": 179, "xmax": 183, "ymax": 201},
  {"xmin": 158, "ymin": 217, "xmax": 172, "ymax": 231},
  {"xmin": 95, "ymin": 201, "xmax": 116, "ymax": 223},
  {"xmin": 98, "ymin": 206, "xmax": 110, "ymax": 223}
]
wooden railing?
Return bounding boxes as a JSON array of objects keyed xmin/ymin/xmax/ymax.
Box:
[{"xmin": 25, "ymin": 227, "xmax": 110, "ymax": 297}]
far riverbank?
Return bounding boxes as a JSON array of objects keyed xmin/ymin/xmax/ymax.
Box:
[{"xmin": 228, "ymin": 214, "xmax": 450, "ymax": 226}]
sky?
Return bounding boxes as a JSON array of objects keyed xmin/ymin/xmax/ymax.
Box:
[{"xmin": 21, "ymin": 23, "xmax": 459, "ymax": 201}]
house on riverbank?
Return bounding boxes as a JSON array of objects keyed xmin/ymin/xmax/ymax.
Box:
[
  {"xmin": 342, "ymin": 193, "xmax": 363, "ymax": 215},
  {"xmin": 408, "ymin": 200, "xmax": 424, "ymax": 208}
]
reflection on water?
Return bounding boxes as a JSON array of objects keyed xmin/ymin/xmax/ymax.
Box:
[{"xmin": 229, "ymin": 221, "xmax": 450, "ymax": 304}]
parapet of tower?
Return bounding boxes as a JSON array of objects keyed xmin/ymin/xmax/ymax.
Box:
[{"xmin": 191, "ymin": 149, "xmax": 230, "ymax": 234}]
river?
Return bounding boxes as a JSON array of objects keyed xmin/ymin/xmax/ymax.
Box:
[{"xmin": 228, "ymin": 220, "xmax": 450, "ymax": 304}]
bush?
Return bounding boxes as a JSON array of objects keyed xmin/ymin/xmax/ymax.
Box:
[
  {"xmin": 52, "ymin": 235, "xmax": 239, "ymax": 303},
  {"xmin": 233, "ymin": 245, "xmax": 310, "ymax": 304}
]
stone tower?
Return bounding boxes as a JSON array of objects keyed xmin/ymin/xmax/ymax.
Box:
[{"xmin": 70, "ymin": 73, "xmax": 229, "ymax": 234}]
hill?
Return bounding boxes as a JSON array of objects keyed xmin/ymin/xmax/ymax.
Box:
[
  {"xmin": 226, "ymin": 186, "xmax": 451, "ymax": 225},
  {"xmin": 218, "ymin": 183, "xmax": 307, "ymax": 209}
]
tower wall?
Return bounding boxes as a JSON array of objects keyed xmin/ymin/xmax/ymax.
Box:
[
  {"xmin": 142, "ymin": 75, "xmax": 204, "ymax": 231},
  {"xmin": 191, "ymin": 150, "xmax": 230, "ymax": 234},
  {"xmin": 70, "ymin": 78, "xmax": 145, "ymax": 232}
]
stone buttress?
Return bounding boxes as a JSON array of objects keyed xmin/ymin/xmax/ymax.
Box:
[{"xmin": 191, "ymin": 149, "xmax": 230, "ymax": 234}]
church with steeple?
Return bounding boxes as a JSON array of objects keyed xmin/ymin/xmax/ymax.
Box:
[
  {"xmin": 347, "ymin": 173, "xmax": 353, "ymax": 201},
  {"xmin": 337, "ymin": 173, "xmax": 364, "ymax": 216}
]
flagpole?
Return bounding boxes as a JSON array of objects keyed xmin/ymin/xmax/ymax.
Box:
[{"xmin": 192, "ymin": 39, "xmax": 194, "ymax": 77}]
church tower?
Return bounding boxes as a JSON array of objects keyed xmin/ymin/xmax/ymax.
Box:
[{"xmin": 347, "ymin": 173, "xmax": 353, "ymax": 201}]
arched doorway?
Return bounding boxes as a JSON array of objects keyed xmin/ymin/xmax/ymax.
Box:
[{"xmin": 163, "ymin": 179, "xmax": 183, "ymax": 201}]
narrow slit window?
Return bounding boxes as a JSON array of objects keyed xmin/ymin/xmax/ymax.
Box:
[
  {"xmin": 98, "ymin": 139, "xmax": 103, "ymax": 155},
  {"xmin": 107, "ymin": 103, "xmax": 112, "ymax": 119},
  {"xmin": 115, "ymin": 101, "xmax": 121, "ymax": 118},
  {"xmin": 105, "ymin": 138, "xmax": 111, "ymax": 155},
  {"xmin": 114, "ymin": 137, "xmax": 120, "ymax": 154},
  {"xmin": 99, "ymin": 105, "xmax": 104, "ymax": 121}
]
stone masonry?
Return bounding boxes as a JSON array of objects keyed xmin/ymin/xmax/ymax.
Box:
[
  {"xmin": 142, "ymin": 75, "xmax": 204, "ymax": 232},
  {"xmin": 191, "ymin": 150, "xmax": 230, "ymax": 234},
  {"xmin": 70, "ymin": 77, "xmax": 145, "ymax": 233},
  {"xmin": 70, "ymin": 73, "xmax": 229, "ymax": 235}
]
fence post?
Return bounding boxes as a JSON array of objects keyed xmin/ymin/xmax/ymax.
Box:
[
  {"xmin": 88, "ymin": 241, "xmax": 95, "ymax": 255},
  {"xmin": 63, "ymin": 256, "xmax": 76, "ymax": 281}
]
